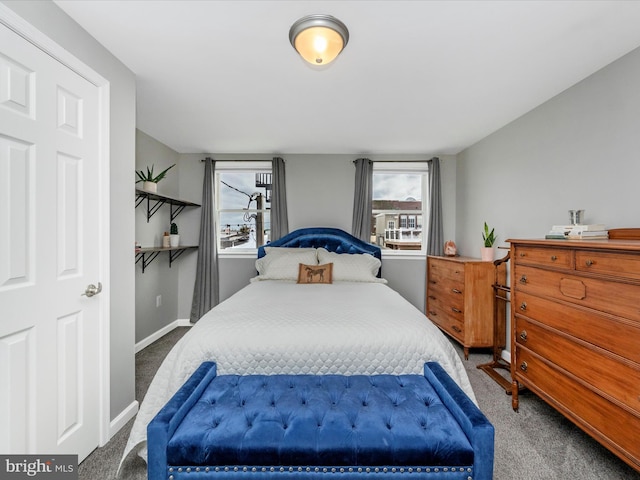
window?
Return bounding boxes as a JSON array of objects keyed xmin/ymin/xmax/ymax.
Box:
[
  {"xmin": 371, "ymin": 162, "xmax": 429, "ymax": 253},
  {"xmin": 216, "ymin": 161, "xmax": 272, "ymax": 252}
]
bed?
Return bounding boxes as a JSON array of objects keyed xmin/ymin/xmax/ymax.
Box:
[{"xmin": 119, "ymin": 227, "xmax": 476, "ymax": 471}]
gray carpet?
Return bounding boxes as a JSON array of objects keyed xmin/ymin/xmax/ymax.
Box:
[{"xmin": 80, "ymin": 327, "xmax": 639, "ymax": 479}]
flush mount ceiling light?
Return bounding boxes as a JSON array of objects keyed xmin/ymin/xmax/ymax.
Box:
[{"xmin": 289, "ymin": 14, "xmax": 349, "ymax": 66}]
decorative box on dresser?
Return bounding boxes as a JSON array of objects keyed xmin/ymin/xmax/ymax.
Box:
[
  {"xmin": 508, "ymin": 238, "xmax": 640, "ymax": 473},
  {"xmin": 426, "ymin": 255, "xmax": 506, "ymax": 360}
]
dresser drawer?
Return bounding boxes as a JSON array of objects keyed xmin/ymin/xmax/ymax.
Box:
[
  {"xmin": 513, "ymin": 245, "xmax": 573, "ymax": 269},
  {"xmin": 515, "ymin": 317, "xmax": 640, "ymax": 415},
  {"xmin": 426, "ymin": 288, "xmax": 464, "ymax": 318},
  {"xmin": 513, "ymin": 291, "xmax": 640, "ymax": 364},
  {"xmin": 427, "ymin": 258, "xmax": 465, "ymax": 283},
  {"xmin": 514, "ymin": 346, "xmax": 640, "ymax": 466},
  {"xmin": 514, "ymin": 264, "xmax": 640, "ymax": 323},
  {"xmin": 427, "ymin": 299, "xmax": 465, "ymax": 326},
  {"xmin": 427, "ymin": 275, "xmax": 464, "ymax": 302},
  {"xmin": 427, "ymin": 272, "xmax": 464, "ymax": 298},
  {"xmin": 427, "ymin": 304, "xmax": 465, "ymax": 341},
  {"xmin": 575, "ymin": 250, "xmax": 640, "ymax": 281}
]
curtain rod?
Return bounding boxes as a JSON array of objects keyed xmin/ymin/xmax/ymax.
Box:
[
  {"xmin": 201, "ymin": 157, "xmax": 279, "ymax": 162},
  {"xmin": 353, "ymin": 157, "xmax": 438, "ymax": 164},
  {"xmin": 200, "ymin": 157, "xmax": 437, "ymax": 163}
]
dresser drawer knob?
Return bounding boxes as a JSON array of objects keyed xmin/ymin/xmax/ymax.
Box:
[
  {"xmin": 585, "ymin": 260, "xmax": 594, "ymax": 267},
  {"xmin": 520, "ymin": 361, "xmax": 528, "ymax": 372},
  {"xmin": 451, "ymin": 288, "xmax": 462, "ymax": 294},
  {"xmin": 428, "ymin": 310, "xmax": 437, "ymax": 317},
  {"xmin": 451, "ymin": 325, "xmax": 461, "ymax": 333},
  {"xmin": 428, "ymin": 295, "xmax": 436, "ymax": 300},
  {"xmin": 550, "ymin": 255, "xmax": 557, "ymax": 261},
  {"xmin": 519, "ymin": 302, "xmax": 527, "ymax": 311},
  {"xmin": 519, "ymin": 330, "xmax": 528, "ymax": 342},
  {"xmin": 519, "ymin": 275, "xmax": 527, "ymax": 284},
  {"xmin": 519, "ymin": 252, "xmax": 526, "ymax": 257},
  {"xmin": 451, "ymin": 307, "xmax": 462, "ymax": 313}
]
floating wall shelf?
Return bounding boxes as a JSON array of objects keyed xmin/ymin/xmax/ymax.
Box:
[
  {"xmin": 135, "ymin": 246, "xmax": 198, "ymax": 273},
  {"xmin": 135, "ymin": 188, "xmax": 201, "ymax": 222}
]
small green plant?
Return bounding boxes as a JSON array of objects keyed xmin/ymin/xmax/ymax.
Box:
[
  {"xmin": 135, "ymin": 164, "xmax": 175, "ymax": 184},
  {"xmin": 482, "ymin": 222, "xmax": 496, "ymax": 247},
  {"xmin": 170, "ymin": 222, "xmax": 178, "ymax": 235}
]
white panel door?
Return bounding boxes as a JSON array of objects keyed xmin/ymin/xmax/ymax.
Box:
[{"xmin": 0, "ymin": 23, "xmax": 102, "ymax": 461}]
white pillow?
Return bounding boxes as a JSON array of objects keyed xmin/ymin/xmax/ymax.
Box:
[
  {"xmin": 316, "ymin": 248, "xmax": 385, "ymax": 283},
  {"xmin": 255, "ymin": 248, "xmax": 318, "ymax": 280}
]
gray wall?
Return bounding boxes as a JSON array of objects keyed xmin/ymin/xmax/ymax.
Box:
[
  {"xmin": 455, "ymin": 45, "xmax": 640, "ymax": 357},
  {"xmin": 135, "ymin": 130, "xmax": 182, "ymax": 342},
  {"xmin": 1, "ymin": 1, "xmax": 137, "ymax": 422},
  {"xmin": 173, "ymin": 153, "xmax": 457, "ymax": 320}
]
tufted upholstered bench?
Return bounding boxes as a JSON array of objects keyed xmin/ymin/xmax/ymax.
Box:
[{"xmin": 148, "ymin": 362, "xmax": 494, "ymax": 480}]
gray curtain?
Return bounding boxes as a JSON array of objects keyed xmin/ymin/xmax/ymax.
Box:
[
  {"xmin": 426, "ymin": 157, "xmax": 443, "ymax": 256},
  {"xmin": 190, "ymin": 157, "xmax": 219, "ymax": 322},
  {"xmin": 351, "ymin": 158, "xmax": 373, "ymax": 242},
  {"xmin": 270, "ymin": 157, "xmax": 289, "ymax": 242}
]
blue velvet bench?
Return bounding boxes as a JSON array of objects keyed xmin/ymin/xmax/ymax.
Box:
[{"xmin": 148, "ymin": 362, "xmax": 494, "ymax": 480}]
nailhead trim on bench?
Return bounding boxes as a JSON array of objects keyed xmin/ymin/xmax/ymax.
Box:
[{"xmin": 167, "ymin": 465, "xmax": 474, "ymax": 477}]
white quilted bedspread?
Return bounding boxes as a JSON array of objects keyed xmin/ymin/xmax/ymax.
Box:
[{"xmin": 120, "ymin": 280, "xmax": 476, "ymax": 467}]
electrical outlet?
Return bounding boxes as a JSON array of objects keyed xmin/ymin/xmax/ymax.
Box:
[{"xmin": 156, "ymin": 295, "xmax": 162, "ymax": 307}]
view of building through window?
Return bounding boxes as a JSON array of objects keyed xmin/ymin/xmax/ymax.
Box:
[
  {"xmin": 216, "ymin": 161, "xmax": 428, "ymax": 252},
  {"xmin": 372, "ymin": 162, "xmax": 428, "ymax": 251}
]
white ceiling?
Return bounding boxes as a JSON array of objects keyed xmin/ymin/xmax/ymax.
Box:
[{"xmin": 54, "ymin": 0, "xmax": 640, "ymax": 155}]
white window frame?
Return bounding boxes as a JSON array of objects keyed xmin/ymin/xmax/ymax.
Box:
[
  {"xmin": 372, "ymin": 161, "xmax": 429, "ymax": 257},
  {"xmin": 216, "ymin": 161, "xmax": 272, "ymax": 256}
]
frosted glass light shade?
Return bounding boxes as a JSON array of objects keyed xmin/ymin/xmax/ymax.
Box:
[{"xmin": 289, "ymin": 15, "xmax": 349, "ymax": 66}]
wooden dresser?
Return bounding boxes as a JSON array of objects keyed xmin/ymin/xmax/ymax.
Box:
[
  {"xmin": 509, "ymin": 238, "xmax": 640, "ymax": 472},
  {"xmin": 426, "ymin": 255, "xmax": 505, "ymax": 359}
]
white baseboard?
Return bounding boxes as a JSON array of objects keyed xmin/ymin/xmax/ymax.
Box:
[
  {"xmin": 106, "ymin": 321, "xmax": 192, "ymax": 441},
  {"xmin": 107, "ymin": 400, "xmax": 139, "ymax": 442},
  {"xmin": 135, "ymin": 318, "xmax": 193, "ymax": 353},
  {"xmin": 501, "ymin": 349, "xmax": 512, "ymax": 364}
]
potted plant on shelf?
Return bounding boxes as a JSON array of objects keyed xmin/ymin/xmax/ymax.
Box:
[
  {"xmin": 169, "ymin": 222, "xmax": 180, "ymax": 248},
  {"xmin": 481, "ymin": 222, "xmax": 496, "ymax": 261},
  {"xmin": 135, "ymin": 164, "xmax": 175, "ymax": 193}
]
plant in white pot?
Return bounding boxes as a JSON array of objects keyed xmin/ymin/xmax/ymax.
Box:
[
  {"xmin": 169, "ymin": 222, "xmax": 180, "ymax": 248},
  {"xmin": 135, "ymin": 164, "xmax": 175, "ymax": 193},
  {"xmin": 481, "ymin": 222, "xmax": 496, "ymax": 261}
]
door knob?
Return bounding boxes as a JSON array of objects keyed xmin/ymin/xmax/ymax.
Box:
[{"xmin": 82, "ymin": 282, "xmax": 102, "ymax": 297}]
